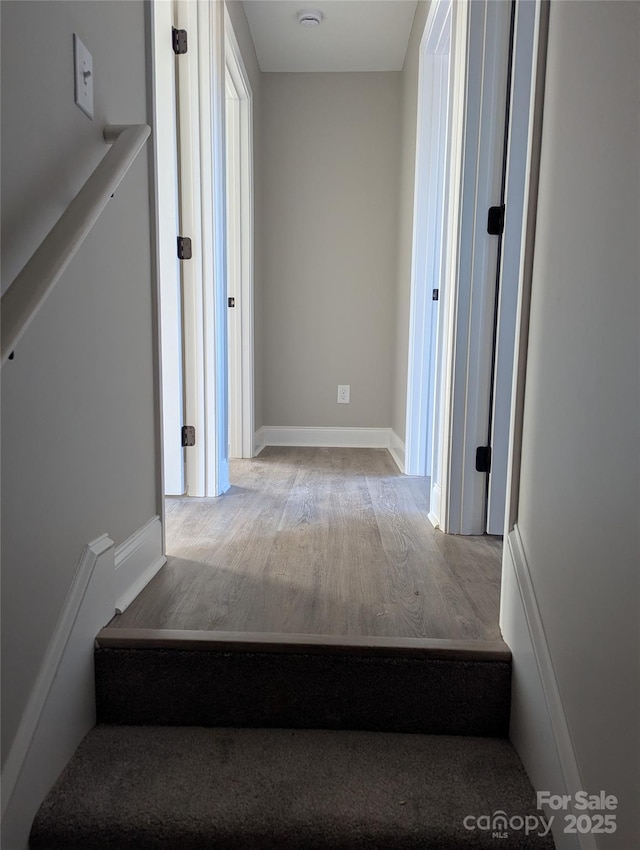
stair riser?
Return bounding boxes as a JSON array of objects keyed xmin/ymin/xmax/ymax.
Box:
[{"xmin": 95, "ymin": 648, "xmax": 511, "ymax": 736}]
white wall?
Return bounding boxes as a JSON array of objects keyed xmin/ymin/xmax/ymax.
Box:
[
  {"xmin": 225, "ymin": 0, "xmax": 264, "ymax": 430},
  {"xmin": 1, "ymin": 0, "xmax": 157, "ymax": 764},
  {"xmin": 392, "ymin": 1, "xmax": 430, "ymax": 441},
  {"xmin": 505, "ymin": 2, "xmax": 640, "ymax": 847},
  {"xmin": 261, "ymin": 71, "xmax": 401, "ymax": 428}
]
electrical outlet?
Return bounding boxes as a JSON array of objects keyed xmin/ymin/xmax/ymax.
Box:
[{"xmin": 337, "ymin": 385, "xmax": 350, "ymax": 404}]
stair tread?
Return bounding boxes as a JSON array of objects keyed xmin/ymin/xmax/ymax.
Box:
[
  {"xmin": 31, "ymin": 725, "xmax": 554, "ymax": 849},
  {"xmin": 96, "ymin": 627, "xmax": 512, "ymax": 661}
]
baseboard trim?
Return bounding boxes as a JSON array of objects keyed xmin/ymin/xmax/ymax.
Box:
[
  {"xmin": 1, "ymin": 536, "xmax": 116, "ymax": 848},
  {"xmin": 114, "ymin": 516, "xmax": 166, "ymax": 614},
  {"xmin": 260, "ymin": 426, "xmax": 394, "ymax": 450},
  {"xmin": 253, "ymin": 426, "xmax": 265, "ymax": 457},
  {"xmin": 428, "ymin": 482, "xmax": 442, "ymax": 529},
  {"xmin": 388, "ymin": 429, "xmax": 405, "ymax": 472},
  {"xmin": 503, "ymin": 525, "xmax": 591, "ymax": 850}
]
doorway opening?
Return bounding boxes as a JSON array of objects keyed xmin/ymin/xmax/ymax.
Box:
[
  {"xmin": 150, "ymin": 0, "xmax": 545, "ymax": 639},
  {"xmin": 405, "ymin": 0, "xmax": 523, "ymax": 537}
]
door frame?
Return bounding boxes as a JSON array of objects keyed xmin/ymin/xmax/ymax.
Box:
[
  {"xmin": 174, "ymin": 0, "xmax": 229, "ymax": 496},
  {"xmin": 443, "ymin": 0, "xmax": 513, "ymax": 535},
  {"xmin": 225, "ymin": 7, "xmax": 255, "ymax": 460},
  {"xmin": 486, "ymin": 0, "xmax": 541, "ymax": 536},
  {"xmin": 152, "ymin": 0, "xmax": 184, "ymax": 498}
]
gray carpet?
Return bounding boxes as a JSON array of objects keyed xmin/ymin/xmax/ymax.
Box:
[
  {"xmin": 95, "ymin": 648, "xmax": 511, "ymax": 736},
  {"xmin": 30, "ymin": 725, "xmax": 555, "ymax": 849}
]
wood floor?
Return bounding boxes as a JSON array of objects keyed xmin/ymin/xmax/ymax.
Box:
[{"xmin": 110, "ymin": 447, "xmax": 503, "ymax": 640}]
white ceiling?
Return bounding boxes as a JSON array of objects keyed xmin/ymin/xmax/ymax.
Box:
[{"xmin": 241, "ymin": 1, "xmax": 419, "ymax": 73}]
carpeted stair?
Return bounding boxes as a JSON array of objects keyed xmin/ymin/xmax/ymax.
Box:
[{"xmin": 29, "ymin": 631, "xmax": 556, "ymax": 848}]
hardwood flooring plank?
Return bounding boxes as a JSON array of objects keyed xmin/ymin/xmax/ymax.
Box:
[
  {"xmin": 366, "ymin": 475, "xmax": 496, "ymax": 640},
  {"xmin": 110, "ymin": 448, "xmax": 502, "ymax": 641}
]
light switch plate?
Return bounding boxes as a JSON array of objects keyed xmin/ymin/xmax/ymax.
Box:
[{"xmin": 73, "ymin": 34, "xmax": 93, "ymax": 119}]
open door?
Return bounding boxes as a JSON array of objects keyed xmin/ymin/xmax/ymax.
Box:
[
  {"xmin": 405, "ymin": 0, "xmax": 452, "ymax": 489},
  {"xmin": 153, "ymin": 0, "xmax": 184, "ymax": 496},
  {"xmin": 173, "ymin": 0, "xmax": 229, "ymax": 496},
  {"xmin": 486, "ymin": 0, "xmax": 538, "ymax": 535},
  {"xmin": 438, "ymin": 0, "xmax": 515, "ymax": 535},
  {"xmin": 225, "ymin": 7, "xmax": 255, "ymax": 461}
]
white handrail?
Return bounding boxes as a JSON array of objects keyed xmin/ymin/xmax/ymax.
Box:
[{"xmin": 1, "ymin": 124, "xmax": 151, "ymax": 365}]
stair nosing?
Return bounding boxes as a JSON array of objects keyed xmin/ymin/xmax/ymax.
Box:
[{"xmin": 96, "ymin": 627, "xmax": 511, "ymax": 662}]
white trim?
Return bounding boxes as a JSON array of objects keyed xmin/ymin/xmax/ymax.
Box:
[
  {"xmin": 389, "ymin": 429, "xmax": 406, "ymax": 473},
  {"xmin": 198, "ymin": 0, "xmax": 229, "ymax": 496},
  {"xmin": 225, "ymin": 6, "xmax": 255, "ymax": 461},
  {"xmin": 502, "ymin": 526, "xmax": 591, "ymax": 850},
  {"xmin": 504, "ymin": 0, "xmax": 548, "ymax": 532},
  {"xmin": 445, "ymin": 0, "xmax": 513, "ymax": 535},
  {"xmin": 486, "ymin": 0, "xmax": 538, "ymax": 535},
  {"xmin": 428, "ymin": 481, "xmax": 442, "ymax": 529},
  {"xmin": 152, "ymin": 0, "xmax": 184, "ymax": 498},
  {"xmin": 253, "ymin": 426, "xmax": 266, "ymax": 456},
  {"xmin": 405, "ymin": 0, "xmax": 452, "ymax": 479},
  {"xmin": 1, "ymin": 536, "xmax": 115, "ymax": 848},
  {"xmin": 206, "ymin": 0, "xmax": 231, "ymax": 495},
  {"xmin": 262, "ymin": 426, "xmax": 394, "ymax": 450},
  {"xmin": 176, "ymin": 0, "xmax": 206, "ymax": 497},
  {"xmin": 434, "ymin": 0, "xmax": 469, "ymax": 535},
  {"xmin": 114, "ymin": 516, "xmax": 166, "ymax": 614},
  {"xmin": 176, "ymin": 0, "xmax": 229, "ymax": 497}
]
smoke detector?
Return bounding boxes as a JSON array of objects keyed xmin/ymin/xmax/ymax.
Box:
[{"xmin": 298, "ymin": 9, "xmax": 323, "ymax": 27}]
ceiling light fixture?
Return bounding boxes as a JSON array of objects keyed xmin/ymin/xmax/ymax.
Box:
[{"xmin": 298, "ymin": 9, "xmax": 323, "ymax": 27}]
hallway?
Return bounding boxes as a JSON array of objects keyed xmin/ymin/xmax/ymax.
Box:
[{"xmin": 110, "ymin": 448, "xmax": 502, "ymax": 639}]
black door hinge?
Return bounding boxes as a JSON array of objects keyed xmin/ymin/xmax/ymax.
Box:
[
  {"xmin": 181, "ymin": 425, "xmax": 196, "ymax": 447},
  {"xmin": 228, "ymin": 297, "xmax": 235, "ymax": 308},
  {"xmin": 432, "ymin": 289, "xmax": 439, "ymax": 301},
  {"xmin": 476, "ymin": 446, "xmax": 492, "ymax": 473},
  {"xmin": 172, "ymin": 27, "xmax": 188, "ymax": 55},
  {"xmin": 487, "ymin": 205, "xmax": 505, "ymax": 236},
  {"xmin": 177, "ymin": 236, "xmax": 192, "ymax": 260}
]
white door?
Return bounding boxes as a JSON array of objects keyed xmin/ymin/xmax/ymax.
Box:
[
  {"xmin": 153, "ymin": 0, "xmax": 184, "ymax": 496},
  {"xmin": 173, "ymin": 0, "xmax": 229, "ymax": 496},
  {"xmin": 226, "ymin": 75, "xmax": 242, "ymax": 459},
  {"xmin": 405, "ymin": 0, "xmax": 453, "ymax": 494},
  {"xmin": 486, "ymin": 0, "xmax": 539, "ymax": 535},
  {"xmin": 224, "ymin": 8, "xmax": 255, "ymax": 461},
  {"xmin": 439, "ymin": 0, "xmax": 514, "ymax": 535}
]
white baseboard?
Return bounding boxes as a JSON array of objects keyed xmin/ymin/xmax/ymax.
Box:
[
  {"xmin": 260, "ymin": 426, "xmax": 394, "ymax": 450},
  {"xmin": 1, "ymin": 536, "xmax": 116, "ymax": 849},
  {"xmin": 501, "ymin": 525, "xmax": 589, "ymax": 850},
  {"xmin": 114, "ymin": 515, "xmax": 166, "ymax": 613},
  {"xmin": 388, "ymin": 429, "xmax": 405, "ymax": 472},
  {"xmin": 428, "ymin": 482, "xmax": 441, "ymax": 529},
  {"xmin": 2, "ymin": 515, "xmax": 168, "ymax": 848},
  {"xmin": 253, "ymin": 426, "xmax": 266, "ymax": 456}
]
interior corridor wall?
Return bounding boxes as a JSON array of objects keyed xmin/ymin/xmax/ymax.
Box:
[
  {"xmin": 514, "ymin": 2, "xmax": 639, "ymax": 845},
  {"xmin": 1, "ymin": 0, "xmax": 157, "ymax": 763},
  {"xmin": 261, "ymin": 71, "xmax": 401, "ymax": 428}
]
